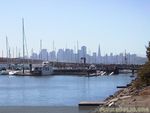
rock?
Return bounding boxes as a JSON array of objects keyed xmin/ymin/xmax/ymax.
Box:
[
  {"xmin": 132, "ymin": 98, "xmax": 136, "ymax": 102},
  {"xmin": 108, "ymin": 102, "xmax": 114, "ymax": 107}
]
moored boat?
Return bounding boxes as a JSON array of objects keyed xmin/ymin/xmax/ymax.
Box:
[
  {"xmin": 0, "ymin": 70, "xmax": 9, "ymax": 75},
  {"xmin": 9, "ymin": 71, "xmax": 19, "ymax": 75},
  {"xmin": 31, "ymin": 62, "xmax": 53, "ymax": 76}
]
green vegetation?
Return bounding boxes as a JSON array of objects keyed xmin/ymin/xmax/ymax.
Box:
[
  {"xmin": 146, "ymin": 42, "xmax": 150, "ymax": 61},
  {"xmin": 134, "ymin": 42, "xmax": 150, "ymax": 88}
]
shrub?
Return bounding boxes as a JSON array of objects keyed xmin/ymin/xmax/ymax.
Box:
[
  {"xmin": 136, "ymin": 42, "xmax": 150, "ymax": 88},
  {"xmin": 138, "ymin": 62, "xmax": 150, "ymax": 86}
]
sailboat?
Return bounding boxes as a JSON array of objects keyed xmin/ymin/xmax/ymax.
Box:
[
  {"xmin": 8, "ymin": 18, "xmax": 27, "ymax": 76},
  {"xmin": 0, "ymin": 36, "xmax": 10, "ymax": 75},
  {"xmin": 22, "ymin": 18, "xmax": 25, "ymax": 74},
  {"xmin": 31, "ymin": 39, "xmax": 53, "ymax": 75}
]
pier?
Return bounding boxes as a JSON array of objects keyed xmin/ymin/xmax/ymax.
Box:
[{"xmin": 0, "ymin": 57, "xmax": 141, "ymax": 75}]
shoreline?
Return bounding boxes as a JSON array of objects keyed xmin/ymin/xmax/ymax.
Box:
[{"xmin": 92, "ymin": 77, "xmax": 150, "ymax": 113}]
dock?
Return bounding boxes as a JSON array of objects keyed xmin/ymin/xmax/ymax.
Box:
[
  {"xmin": 79, "ymin": 101, "xmax": 106, "ymax": 106},
  {"xmin": 117, "ymin": 86, "xmax": 127, "ymax": 88},
  {"xmin": 15, "ymin": 71, "xmax": 32, "ymax": 76}
]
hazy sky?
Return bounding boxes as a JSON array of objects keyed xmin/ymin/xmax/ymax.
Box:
[{"xmin": 0, "ymin": 0, "xmax": 150, "ymax": 57}]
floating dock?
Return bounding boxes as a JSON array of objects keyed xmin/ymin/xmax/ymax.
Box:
[
  {"xmin": 117, "ymin": 86, "xmax": 127, "ymax": 88},
  {"xmin": 79, "ymin": 101, "xmax": 106, "ymax": 106}
]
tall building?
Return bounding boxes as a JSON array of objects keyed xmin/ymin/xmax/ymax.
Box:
[
  {"xmin": 57, "ymin": 49, "xmax": 65, "ymax": 62},
  {"xmin": 92, "ymin": 52, "xmax": 97, "ymax": 63},
  {"xmin": 29, "ymin": 44, "xmax": 147, "ymax": 64},
  {"xmin": 49, "ymin": 51, "xmax": 56, "ymax": 61},
  {"xmin": 81, "ymin": 46, "xmax": 87, "ymax": 58},
  {"xmin": 98, "ymin": 44, "xmax": 101, "ymax": 57},
  {"xmin": 39, "ymin": 49, "xmax": 48, "ymax": 60},
  {"xmin": 64, "ymin": 49, "xmax": 72, "ymax": 62},
  {"xmin": 98, "ymin": 44, "xmax": 101, "ymax": 63}
]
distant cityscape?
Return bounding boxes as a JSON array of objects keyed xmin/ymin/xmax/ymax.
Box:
[{"xmin": 29, "ymin": 45, "xmax": 147, "ymax": 65}]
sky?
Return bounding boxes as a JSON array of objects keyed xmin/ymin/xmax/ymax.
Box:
[{"xmin": 0, "ymin": 0, "xmax": 150, "ymax": 57}]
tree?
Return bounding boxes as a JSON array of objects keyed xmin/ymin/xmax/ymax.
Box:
[
  {"xmin": 146, "ymin": 41, "xmax": 150, "ymax": 61},
  {"xmin": 135, "ymin": 42, "xmax": 150, "ymax": 88}
]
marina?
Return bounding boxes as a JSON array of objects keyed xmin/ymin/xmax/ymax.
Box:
[
  {"xmin": 0, "ymin": 58, "xmax": 140, "ymax": 76},
  {"xmin": 0, "ymin": 0, "xmax": 149, "ymax": 113}
]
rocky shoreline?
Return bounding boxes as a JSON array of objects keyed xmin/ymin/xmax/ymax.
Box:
[{"xmin": 92, "ymin": 78, "xmax": 150, "ymax": 113}]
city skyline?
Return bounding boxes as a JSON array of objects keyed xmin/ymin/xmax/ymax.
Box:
[
  {"xmin": 0, "ymin": 42, "xmax": 146, "ymax": 57},
  {"xmin": 0, "ymin": 36, "xmax": 148, "ymax": 58},
  {"xmin": 0, "ymin": 43, "xmax": 146, "ymax": 65},
  {"xmin": 0, "ymin": 0, "xmax": 150, "ymax": 57},
  {"xmin": 0, "ymin": 39, "xmax": 147, "ymax": 65},
  {"xmin": 30, "ymin": 45, "xmax": 146, "ymax": 65}
]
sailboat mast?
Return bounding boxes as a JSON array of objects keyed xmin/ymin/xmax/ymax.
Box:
[
  {"xmin": 77, "ymin": 40, "xmax": 79, "ymax": 63},
  {"xmin": 22, "ymin": 18, "xmax": 25, "ymax": 74},
  {"xmin": 6, "ymin": 36, "xmax": 9, "ymax": 67},
  {"xmin": 6, "ymin": 36, "xmax": 8, "ymax": 58},
  {"xmin": 15, "ymin": 46, "xmax": 17, "ymax": 64}
]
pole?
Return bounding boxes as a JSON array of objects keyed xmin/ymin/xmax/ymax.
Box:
[{"xmin": 22, "ymin": 18, "xmax": 25, "ymax": 74}]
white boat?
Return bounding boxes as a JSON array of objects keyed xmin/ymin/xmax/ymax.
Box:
[
  {"xmin": 89, "ymin": 73, "xmax": 97, "ymax": 76},
  {"xmin": 41, "ymin": 64, "xmax": 53, "ymax": 75},
  {"xmin": 32, "ymin": 62, "xmax": 53, "ymax": 76},
  {"xmin": 109, "ymin": 72, "xmax": 114, "ymax": 76},
  {"xmin": 0, "ymin": 70, "xmax": 9, "ymax": 75},
  {"xmin": 9, "ymin": 71, "xmax": 19, "ymax": 75},
  {"xmin": 101, "ymin": 72, "xmax": 106, "ymax": 76}
]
